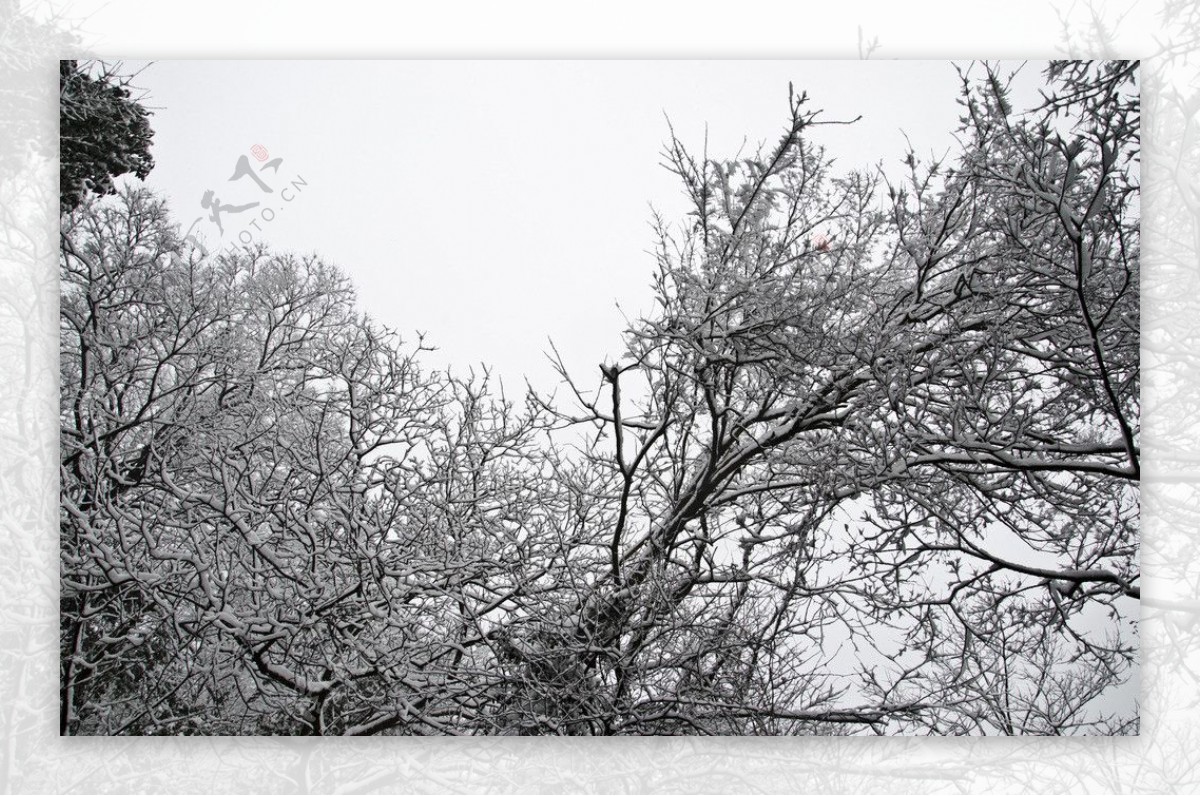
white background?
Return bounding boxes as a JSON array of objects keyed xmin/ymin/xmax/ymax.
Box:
[{"xmin": 1, "ymin": 0, "xmax": 1196, "ymax": 792}]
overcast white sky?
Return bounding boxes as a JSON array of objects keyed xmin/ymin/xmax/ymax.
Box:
[{"xmin": 122, "ymin": 60, "xmax": 1043, "ymax": 394}]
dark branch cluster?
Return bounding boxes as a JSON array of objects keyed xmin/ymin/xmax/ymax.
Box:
[{"xmin": 59, "ymin": 59, "xmax": 155, "ymax": 213}]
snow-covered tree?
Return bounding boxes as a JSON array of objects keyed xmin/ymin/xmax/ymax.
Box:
[
  {"xmin": 61, "ymin": 61, "xmax": 1139, "ymax": 735},
  {"xmin": 543, "ymin": 61, "xmax": 1139, "ymax": 734}
]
